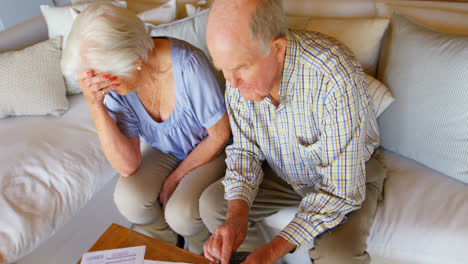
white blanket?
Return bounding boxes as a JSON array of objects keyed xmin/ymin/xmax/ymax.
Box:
[{"xmin": 0, "ymin": 95, "xmax": 116, "ymax": 263}]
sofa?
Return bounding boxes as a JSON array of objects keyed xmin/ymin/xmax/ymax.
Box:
[{"xmin": 0, "ymin": 0, "xmax": 467, "ymax": 264}]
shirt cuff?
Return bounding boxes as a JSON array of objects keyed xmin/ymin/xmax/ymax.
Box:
[
  {"xmin": 278, "ymin": 216, "xmax": 326, "ymax": 246},
  {"xmin": 222, "ymin": 180, "xmax": 257, "ymax": 208}
]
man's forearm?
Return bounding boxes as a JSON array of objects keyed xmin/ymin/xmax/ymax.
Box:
[
  {"xmin": 226, "ymin": 199, "xmax": 249, "ymax": 221},
  {"xmin": 263, "ymin": 236, "xmax": 297, "ymax": 263}
]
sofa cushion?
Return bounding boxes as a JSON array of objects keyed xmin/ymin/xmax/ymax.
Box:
[
  {"xmin": 376, "ymin": 2, "xmax": 468, "ymax": 35},
  {"xmin": 0, "ymin": 37, "xmax": 68, "ymax": 119},
  {"xmin": 306, "ymin": 18, "xmax": 389, "ymax": 76},
  {"xmin": 369, "ymin": 148, "xmax": 468, "ymax": 264},
  {"xmin": 147, "ymin": 9, "xmax": 211, "ymax": 60},
  {"xmin": 0, "ymin": 95, "xmax": 116, "ymax": 263},
  {"xmin": 377, "ymin": 12, "xmax": 468, "ymax": 183}
]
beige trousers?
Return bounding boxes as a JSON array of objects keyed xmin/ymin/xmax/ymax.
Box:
[
  {"xmin": 113, "ymin": 147, "xmax": 226, "ymax": 254},
  {"xmin": 200, "ymin": 156, "xmax": 385, "ymax": 264}
]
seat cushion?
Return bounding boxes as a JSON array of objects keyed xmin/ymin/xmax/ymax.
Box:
[
  {"xmin": 368, "ymin": 148, "xmax": 468, "ymax": 264},
  {"xmin": 0, "ymin": 95, "xmax": 116, "ymax": 263}
]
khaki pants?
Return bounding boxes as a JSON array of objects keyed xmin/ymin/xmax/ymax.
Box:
[
  {"xmin": 114, "ymin": 147, "xmax": 226, "ymax": 254},
  {"xmin": 200, "ymin": 157, "xmax": 385, "ymax": 264}
]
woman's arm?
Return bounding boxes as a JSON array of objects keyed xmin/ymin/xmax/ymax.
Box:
[
  {"xmin": 79, "ymin": 70, "xmax": 141, "ymax": 176},
  {"xmin": 158, "ymin": 112, "xmax": 231, "ymax": 209}
]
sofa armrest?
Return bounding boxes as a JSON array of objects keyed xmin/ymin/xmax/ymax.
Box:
[{"xmin": 0, "ymin": 15, "xmax": 48, "ymax": 53}]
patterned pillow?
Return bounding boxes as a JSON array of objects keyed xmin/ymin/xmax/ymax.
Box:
[
  {"xmin": 365, "ymin": 74, "xmax": 394, "ymax": 117},
  {"xmin": 0, "ymin": 37, "xmax": 68, "ymax": 119}
]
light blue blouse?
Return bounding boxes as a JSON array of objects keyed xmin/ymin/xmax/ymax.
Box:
[{"xmin": 104, "ymin": 38, "xmax": 226, "ymax": 161}]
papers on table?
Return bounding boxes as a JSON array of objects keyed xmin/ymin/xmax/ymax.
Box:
[
  {"xmin": 81, "ymin": 246, "xmax": 146, "ymax": 264},
  {"xmin": 144, "ymin": 261, "xmax": 192, "ymax": 264},
  {"xmin": 80, "ymin": 245, "xmax": 193, "ymax": 264}
]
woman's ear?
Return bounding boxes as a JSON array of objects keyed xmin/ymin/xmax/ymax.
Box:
[
  {"xmin": 135, "ymin": 57, "xmax": 143, "ymax": 71},
  {"xmin": 272, "ymin": 37, "xmax": 286, "ymax": 63}
]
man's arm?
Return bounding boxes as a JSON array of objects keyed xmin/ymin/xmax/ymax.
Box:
[{"xmin": 203, "ymin": 86, "xmax": 265, "ymax": 264}]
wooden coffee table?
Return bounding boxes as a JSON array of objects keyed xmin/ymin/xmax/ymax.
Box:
[{"xmin": 78, "ymin": 223, "xmax": 209, "ymax": 264}]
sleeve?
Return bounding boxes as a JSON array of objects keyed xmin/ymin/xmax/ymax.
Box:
[
  {"xmin": 279, "ymin": 72, "xmax": 369, "ymax": 246},
  {"xmin": 103, "ymin": 92, "xmax": 140, "ymax": 138},
  {"xmin": 222, "ymin": 85, "xmax": 265, "ymax": 207},
  {"xmin": 182, "ymin": 50, "xmax": 226, "ymax": 128}
]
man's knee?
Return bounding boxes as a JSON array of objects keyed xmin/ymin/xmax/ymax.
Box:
[
  {"xmin": 309, "ymin": 229, "xmax": 370, "ymax": 264},
  {"xmin": 113, "ymin": 177, "xmax": 160, "ymax": 225},
  {"xmin": 199, "ymin": 179, "xmax": 227, "ymax": 231},
  {"xmin": 165, "ymin": 200, "xmax": 200, "ymax": 236}
]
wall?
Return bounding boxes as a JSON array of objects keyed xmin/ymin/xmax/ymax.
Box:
[{"xmin": 0, "ymin": 0, "xmax": 70, "ymax": 32}]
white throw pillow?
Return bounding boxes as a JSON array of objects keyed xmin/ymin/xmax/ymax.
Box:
[
  {"xmin": 0, "ymin": 37, "xmax": 68, "ymax": 119},
  {"xmin": 40, "ymin": 1, "xmax": 127, "ymax": 48},
  {"xmin": 365, "ymin": 74, "xmax": 394, "ymax": 118},
  {"xmin": 305, "ymin": 18, "xmax": 389, "ymax": 76}
]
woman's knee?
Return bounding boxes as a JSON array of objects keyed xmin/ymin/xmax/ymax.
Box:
[{"xmin": 113, "ymin": 176, "xmax": 161, "ymax": 225}]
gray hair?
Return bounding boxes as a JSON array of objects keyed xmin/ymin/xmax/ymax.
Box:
[
  {"xmin": 249, "ymin": 0, "xmax": 288, "ymax": 54},
  {"xmin": 62, "ymin": 3, "xmax": 153, "ymax": 77}
]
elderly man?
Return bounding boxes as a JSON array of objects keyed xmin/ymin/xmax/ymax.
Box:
[{"xmin": 200, "ymin": 0, "xmax": 385, "ymax": 263}]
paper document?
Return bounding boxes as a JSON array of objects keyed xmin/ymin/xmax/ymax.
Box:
[
  {"xmin": 81, "ymin": 245, "xmax": 146, "ymax": 264},
  {"xmin": 144, "ymin": 261, "xmax": 192, "ymax": 264}
]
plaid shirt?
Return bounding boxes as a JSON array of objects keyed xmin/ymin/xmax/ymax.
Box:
[{"xmin": 223, "ymin": 30, "xmax": 379, "ymax": 246}]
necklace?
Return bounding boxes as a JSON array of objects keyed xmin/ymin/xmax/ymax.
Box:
[{"xmin": 150, "ymin": 52, "xmax": 159, "ymax": 114}]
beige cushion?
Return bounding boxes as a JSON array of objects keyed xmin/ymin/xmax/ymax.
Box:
[
  {"xmin": 305, "ymin": 18, "xmax": 389, "ymax": 76},
  {"xmin": 282, "ymin": 0, "xmax": 376, "ymax": 17},
  {"xmin": 0, "ymin": 37, "xmax": 68, "ymax": 119},
  {"xmin": 377, "ymin": 12, "xmax": 468, "ymax": 183},
  {"xmin": 376, "ymin": 3, "xmax": 468, "ymax": 35}
]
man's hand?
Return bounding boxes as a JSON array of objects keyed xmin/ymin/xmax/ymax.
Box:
[{"xmin": 204, "ymin": 200, "xmax": 249, "ymax": 264}]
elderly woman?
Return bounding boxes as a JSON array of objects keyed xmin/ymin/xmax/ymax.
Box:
[{"xmin": 62, "ymin": 3, "xmax": 230, "ymax": 253}]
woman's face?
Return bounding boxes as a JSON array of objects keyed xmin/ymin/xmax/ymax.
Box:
[{"xmin": 111, "ymin": 70, "xmax": 139, "ymax": 95}]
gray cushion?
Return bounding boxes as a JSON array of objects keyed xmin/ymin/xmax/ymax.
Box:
[
  {"xmin": 377, "ymin": 12, "xmax": 468, "ymax": 183},
  {"xmin": 146, "ymin": 9, "xmax": 210, "ymax": 59}
]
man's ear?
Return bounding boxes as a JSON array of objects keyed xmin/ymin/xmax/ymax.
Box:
[{"xmin": 272, "ymin": 37, "xmax": 286, "ymax": 63}]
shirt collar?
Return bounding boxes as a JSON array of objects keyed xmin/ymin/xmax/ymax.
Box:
[{"xmin": 278, "ymin": 30, "xmax": 300, "ymax": 106}]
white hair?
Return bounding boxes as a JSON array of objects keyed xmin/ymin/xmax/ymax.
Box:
[
  {"xmin": 61, "ymin": 3, "xmax": 154, "ymax": 77},
  {"xmin": 249, "ymin": 0, "xmax": 288, "ymax": 54}
]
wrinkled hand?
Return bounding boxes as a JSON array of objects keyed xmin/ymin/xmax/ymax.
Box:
[
  {"xmin": 158, "ymin": 175, "xmax": 180, "ymax": 211},
  {"xmin": 204, "ymin": 215, "xmax": 248, "ymax": 264},
  {"xmin": 78, "ymin": 70, "xmax": 117, "ymax": 106}
]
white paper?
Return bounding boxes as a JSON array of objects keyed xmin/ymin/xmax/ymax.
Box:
[
  {"xmin": 81, "ymin": 245, "xmax": 146, "ymax": 264},
  {"xmin": 144, "ymin": 260, "xmax": 192, "ymax": 264}
]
